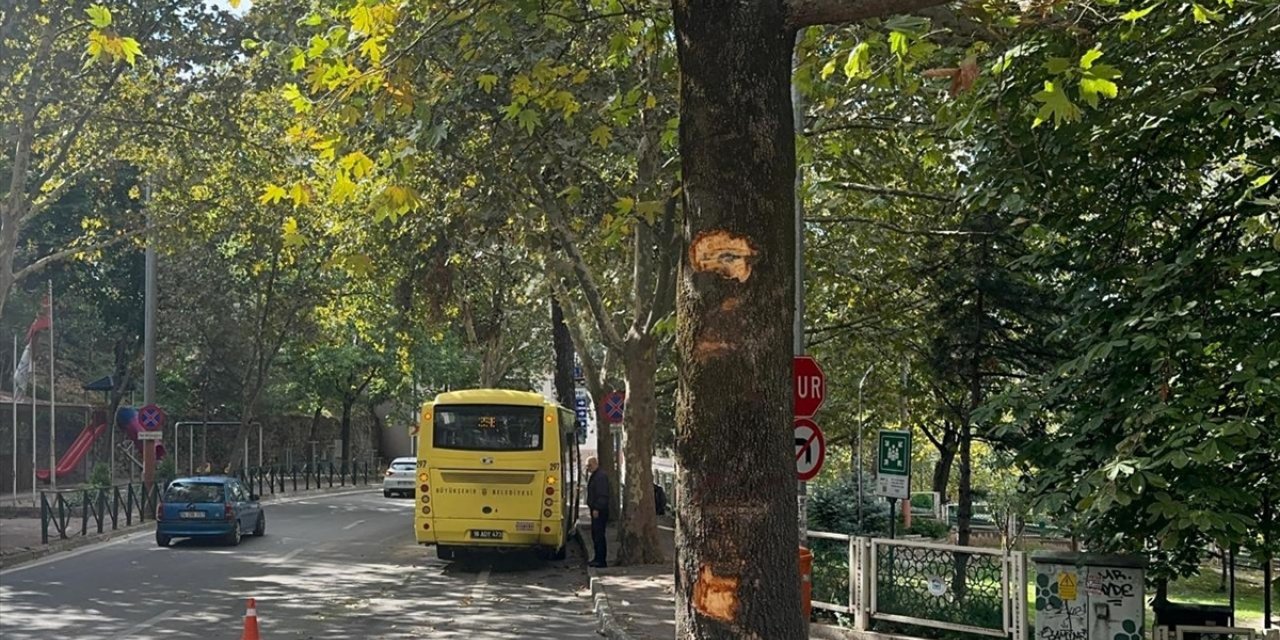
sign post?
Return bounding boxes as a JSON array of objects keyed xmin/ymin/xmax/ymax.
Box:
[
  {"xmin": 794, "ymin": 355, "xmax": 827, "ymax": 540},
  {"xmin": 138, "ymin": 404, "xmax": 166, "ymax": 492},
  {"xmin": 876, "ymin": 429, "xmax": 911, "ymax": 538}
]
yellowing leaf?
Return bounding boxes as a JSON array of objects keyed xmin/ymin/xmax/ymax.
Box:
[
  {"xmin": 477, "ymin": 74, "xmax": 499, "ymax": 93},
  {"xmin": 590, "ymin": 124, "xmax": 612, "ymax": 148},
  {"xmin": 613, "ymin": 197, "xmax": 635, "ymax": 215},
  {"xmin": 844, "ymin": 42, "xmax": 871, "ymax": 79},
  {"xmin": 888, "ymin": 31, "xmax": 909, "ymax": 58},
  {"xmin": 86, "ymin": 5, "xmax": 112, "ymax": 28},
  {"xmin": 86, "ymin": 31, "xmax": 107, "ymax": 65},
  {"xmin": 359, "ymin": 36, "xmax": 386, "ymax": 63},
  {"xmin": 229, "ymin": 0, "xmax": 243, "ymax": 7},
  {"xmin": 1192, "ymin": 4, "xmax": 1221, "ymax": 22},
  {"xmin": 308, "ymin": 35, "xmax": 329, "ymax": 58},
  {"xmin": 258, "ymin": 184, "xmax": 287, "ymax": 205},
  {"xmin": 289, "ymin": 182, "xmax": 311, "ymax": 207},
  {"xmin": 281, "ymin": 83, "xmax": 311, "ymax": 113},
  {"xmin": 1120, "ymin": 5, "xmax": 1156, "ymax": 21},
  {"xmin": 1079, "ymin": 47, "xmax": 1103, "ymax": 70},
  {"xmin": 340, "ymin": 151, "xmax": 375, "ymax": 179},
  {"xmin": 348, "ymin": 4, "xmax": 374, "ymax": 35},
  {"xmin": 821, "ymin": 58, "xmax": 837, "ymax": 80},
  {"xmin": 330, "ymin": 172, "xmax": 357, "ymax": 204},
  {"xmin": 282, "ymin": 217, "xmax": 305, "ymax": 247},
  {"xmin": 118, "ymin": 37, "xmax": 142, "ymax": 66},
  {"xmin": 573, "ymin": 69, "xmax": 590, "ymax": 84}
]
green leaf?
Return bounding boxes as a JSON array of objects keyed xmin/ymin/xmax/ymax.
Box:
[
  {"xmin": 636, "ymin": 200, "xmax": 664, "ymax": 225},
  {"xmin": 291, "ymin": 51, "xmax": 307, "ymax": 72},
  {"xmin": 1251, "ymin": 174, "xmax": 1274, "ymax": 188},
  {"xmin": 1046, "ymin": 57, "xmax": 1073, "ymax": 75},
  {"xmin": 820, "ymin": 58, "xmax": 837, "ymax": 80},
  {"xmin": 1032, "ymin": 81, "xmax": 1082, "ymax": 128},
  {"xmin": 477, "ymin": 74, "xmax": 499, "ymax": 93},
  {"xmin": 1080, "ymin": 47, "xmax": 1103, "ymax": 70},
  {"xmin": 1120, "ymin": 5, "xmax": 1156, "ymax": 21},
  {"xmin": 308, "ymin": 35, "xmax": 330, "ymax": 58},
  {"xmin": 516, "ymin": 108, "xmax": 541, "ymax": 134},
  {"xmin": 86, "ymin": 5, "xmax": 112, "ymax": 28}
]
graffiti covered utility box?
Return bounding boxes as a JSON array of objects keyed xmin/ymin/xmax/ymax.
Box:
[{"xmin": 1031, "ymin": 553, "xmax": 1147, "ymax": 640}]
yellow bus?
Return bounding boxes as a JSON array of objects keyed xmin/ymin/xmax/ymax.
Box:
[{"xmin": 414, "ymin": 389, "xmax": 581, "ymax": 560}]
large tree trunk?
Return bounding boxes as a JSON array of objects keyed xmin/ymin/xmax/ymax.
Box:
[
  {"xmin": 618, "ymin": 335, "xmax": 664, "ymax": 564},
  {"xmin": 672, "ymin": 0, "xmax": 802, "ymax": 636}
]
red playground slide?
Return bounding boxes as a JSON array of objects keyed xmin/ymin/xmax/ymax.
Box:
[{"xmin": 36, "ymin": 418, "xmax": 109, "ymax": 481}]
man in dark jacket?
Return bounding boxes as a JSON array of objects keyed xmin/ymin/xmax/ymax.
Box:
[{"xmin": 585, "ymin": 456, "xmax": 610, "ymax": 568}]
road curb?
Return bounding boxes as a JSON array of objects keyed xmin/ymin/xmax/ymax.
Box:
[
  {"xmin": 576, "ymin": 523, "xmax": 634, "ymax": 640},
  {"xmin": 0, "ymin": 485, "xmax": 377, "ymax": 570}
]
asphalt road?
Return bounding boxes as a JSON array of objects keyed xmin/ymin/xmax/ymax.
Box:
[{"xmin": 0, "ymin": 489, "xmax": 597, "ymax": 639}]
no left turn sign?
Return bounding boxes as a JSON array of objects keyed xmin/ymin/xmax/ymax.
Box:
[{"xmin": 794, "ymin": 418, "xmax": 826, "ymax": 481}]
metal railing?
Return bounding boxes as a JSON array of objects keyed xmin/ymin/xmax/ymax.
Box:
[
  {"xmin": 804, "ymin": 530, "xmax": 1027, "ymax": 640},
  {"xmin": 40, "ymin": 483, "xmax": 160, "ymax": 544},
  {"xmin": 39, "ymin": 459, "xmax": 381, "ymax": 545}
]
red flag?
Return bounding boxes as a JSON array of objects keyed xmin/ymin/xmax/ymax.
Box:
[{"xmin": 26, "ymin": 295, "xmax": 50, "ymax": 343}]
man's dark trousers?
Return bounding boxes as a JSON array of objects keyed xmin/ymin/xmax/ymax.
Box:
[{"xmin": 591, "ymin": 509, "xmax": 609, "ymax": 566}]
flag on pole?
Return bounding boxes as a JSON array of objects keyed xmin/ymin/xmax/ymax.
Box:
[{"xmin": 13, "ymin": 295, "xmax": 51, "ymax": 400}]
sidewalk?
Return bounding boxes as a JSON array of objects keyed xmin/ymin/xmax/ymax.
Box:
[{"xmin": 579, "ymin": 513, "xmax": 677, "ymax": 640}]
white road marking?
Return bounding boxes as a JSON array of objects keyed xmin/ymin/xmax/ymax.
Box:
[
  {"xmin": 111, "ymin": 608, "xmax": 178, "ymax": 638},
  {"xmin": 275, "ymin": 548, "xmax": 306, "ymax": 564},
  {"xmin": 342, "ymin": 519, "xmax": 366, "ymax": 531},
  {"xmin": 470, "ymin": 567, "xmax": 491, "ymax": 603}
]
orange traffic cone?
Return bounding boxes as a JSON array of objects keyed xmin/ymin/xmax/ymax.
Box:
[{"xmin": 241, "ymin": 598, "xmax": 260, "ymax": 640}]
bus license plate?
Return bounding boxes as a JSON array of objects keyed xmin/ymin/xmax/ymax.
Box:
[
  {"xmin": 180, "ymin": 511, "xmax": 206, "ymax": 519},
  {"xmin": 470, "ymin": 530, "xmax": 503, "ymax": 540},
  {"xmin": 515, "ymin": 521, "xmax": 534, "ymax": 533}
]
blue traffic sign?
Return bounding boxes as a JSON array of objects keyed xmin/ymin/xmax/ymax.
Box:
[{"xmin": 139, "ymin": 404, "xmax": 166, "ymax": 430}]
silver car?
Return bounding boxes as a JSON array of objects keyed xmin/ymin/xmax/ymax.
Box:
[{"xmin": 382, "ymin": 457, "xmax": 417, "ymax": 498}]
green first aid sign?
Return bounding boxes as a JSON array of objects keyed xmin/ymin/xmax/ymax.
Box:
[{"xmin": 876, "ymin": 430, "xmax": 911, "ymax": 499}]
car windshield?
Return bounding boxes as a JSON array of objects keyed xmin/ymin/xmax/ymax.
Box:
[
  {"xmin": 433, "ymin": 405, "xmax": 543, "ymax": 451},
  {"xmin": 164, "ymin": 482, "xmax": 225, "ymax": 504},
  {"xmin": 390, "ymin": 461, "xmax": 415, "ymax": 471}
]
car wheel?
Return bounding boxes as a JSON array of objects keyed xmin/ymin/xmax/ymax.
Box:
[
  {"xmin": 384, "ymin": 489, "xmax": 393, "ymax": 498},
  {"xmin": 155, "ymin": 532, "xmax": 170, "ymax": 547},
  {"xmin": 226, "ymin": 521, "xmax": 241, "ymax": 546},
  {"xmin": 253, "ymin": 513, "xmax": 266, "ymax": 536}
]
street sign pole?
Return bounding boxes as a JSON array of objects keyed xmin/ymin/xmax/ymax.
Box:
[{"xmin": 876, "ymin": 429, "xmax": 912, "ymax": 539}]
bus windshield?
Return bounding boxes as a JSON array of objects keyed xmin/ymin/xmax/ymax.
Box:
[{"xmin": 433, "ymin": 405, "xmax": 544, "ymax": 451}]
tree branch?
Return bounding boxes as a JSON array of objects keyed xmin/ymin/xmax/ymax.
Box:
[
  {"xmin": 644, "ymin": 194, "xmax": 680, "ymax": 333},
  {"xmin": 806, "ymin": 215, "xmax": 987, "ymax": 237},
  {"xmin": 11, "ymin": 220, "xmax": 176, "ymax": 285},
  {"xmin": 786, "ymin": 0, "xmax": 952, "ymax": 28},
  {"xmin": 821, "ymin": 181, "xmax": 956, "ymax": 202},
  {"xmin": 532, "ymin": 177, "xmax": 627, "ymax": 353}
]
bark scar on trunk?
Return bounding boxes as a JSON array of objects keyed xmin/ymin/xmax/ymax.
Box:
[
  {"xmin": 690, "ymin": 231, "xmax": 757, "ymax": 283},
  {"xmin": 693, "ymin": 564, "xmax": 740, "ymax": 624}
]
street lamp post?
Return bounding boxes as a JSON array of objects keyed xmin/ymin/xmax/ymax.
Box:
[{"xmin": 856, "ymin": 364, "xmax": 874, "ymax": 531}]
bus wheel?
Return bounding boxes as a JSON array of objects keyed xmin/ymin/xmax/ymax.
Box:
[
  {"xmin": 552, "ymin": 545, "xmax": 567, "ymax": 561},
  {"xmin": 437, "ymin": 545, "xmax": 455, "ymax": 561}
]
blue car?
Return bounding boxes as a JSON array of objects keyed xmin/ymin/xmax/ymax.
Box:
[{"xmin": 155, "ymin": 476, "xmax": 265, "ymax": 547}]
